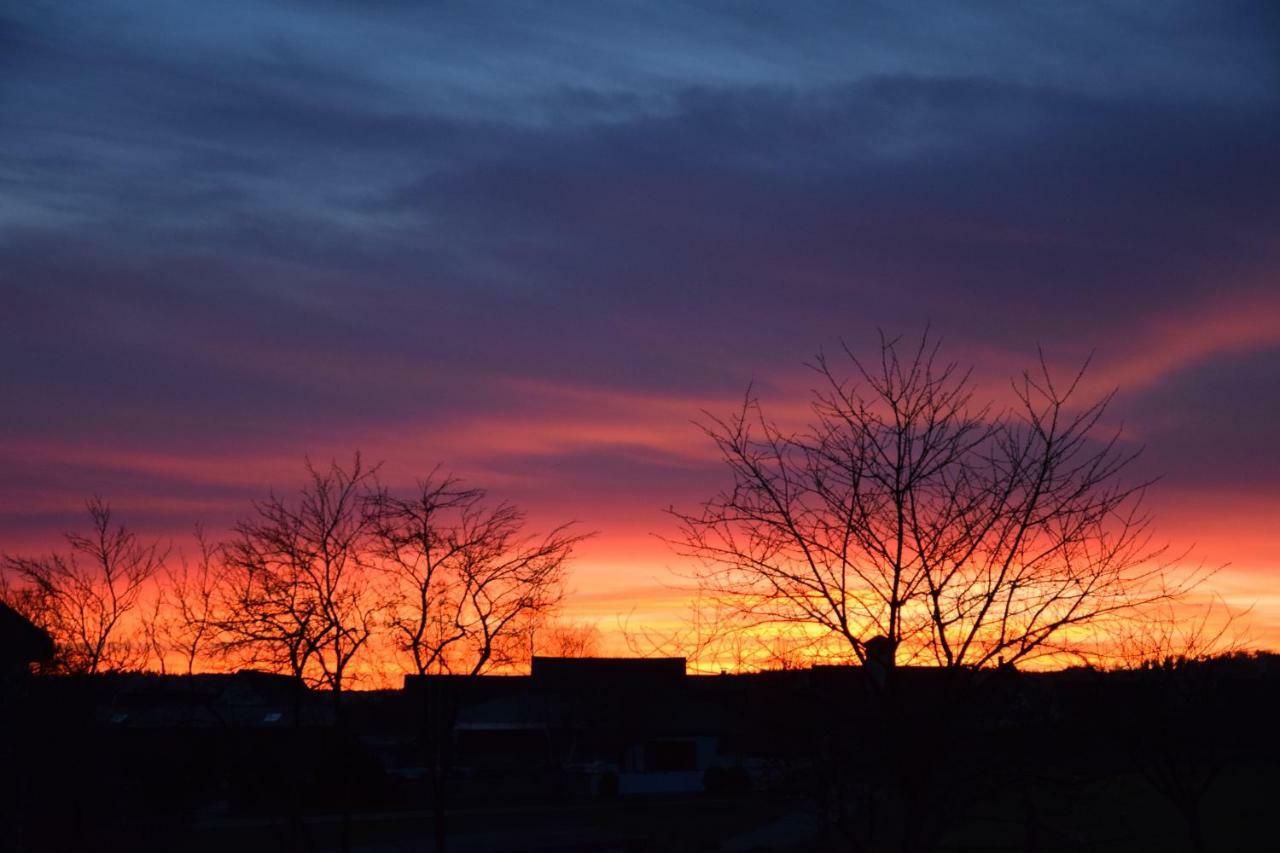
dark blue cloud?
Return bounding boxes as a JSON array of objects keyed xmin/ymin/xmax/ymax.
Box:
[{"xmin": 1123, "ymin": 345, "xmax": 1280, "ymax": 494}]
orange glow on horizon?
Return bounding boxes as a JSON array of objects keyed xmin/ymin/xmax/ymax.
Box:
[{"xmin": 3, "ymin": 339, "xmax": 1278, "ymax": 685}]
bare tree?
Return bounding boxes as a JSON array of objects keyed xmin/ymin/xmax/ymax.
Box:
[
  {"xmin": 1108, "ymin": 598, "xmax": 1251, "ymax": 853},
  {"xmin": 1107, "ymin": 595, "xmax": 1248, "ymax": 671},
  {"xmin": 373, "ymin": 473, "xmax": 588, "ymax": 675},
  {"xmin": 217, "ymin": 456, "xmax": 381, "ymax": 692},
  {"xmin": 534, "ymin": 620, "xmax": 603, "ymax": 658},
  {"xmin": 674, "ymin": 331, "xmax": 1205, "ymax": 673},
  {"xmin": 0, "ymin": 497, "xmax": 165, "ymax": 673},
  {"xmin": 618, "ymin": 588, "xmax": 745, "ymax": 673},
  {"xmin": 150, "ymin": 527, "xmax": 223, "ymax": 675}
]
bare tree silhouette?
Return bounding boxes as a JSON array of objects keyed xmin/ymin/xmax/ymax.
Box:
[
  {"xmin": 1, "ymin": 497, "xmax": 165, "ymax": 673},
  {"xmin": 534, "ymin": 620, "xmax": 603, "ymax": 658},
  {"xmin": 1111, "ymin": 598, "xmax": 1250, "ymax": 853},
  {"xmin": 216, "ymin": 456, "xmax": 381, "ymax": 692},
  {"xmin": 673, "ymin": 330, "xmax": 1206, "ymax": 672},
  {"xmin": 148, "ymin": 527, "xmax": 223, "ymax": 675},
  {"xmin": 372, "ymin": 472, "xmax": 588, "ymax": 675},
  {"xmin": 620, "ymin": 593, "xmax": 826, "ymax": 674},
  {"xmin": 1109, "ymin": 595, "xmax": 1248, "ymax": 670},
  {"xmin": 212, "ymin": 456, "xmax": 385, "ymax": 853}
]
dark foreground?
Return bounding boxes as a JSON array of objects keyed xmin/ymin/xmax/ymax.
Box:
[{"xmin": 3, "ymin": 655, "xmax": 1278, "ymax": 852}]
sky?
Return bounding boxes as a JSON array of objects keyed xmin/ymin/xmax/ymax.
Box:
[{"xmin": 3, "ymin": 1, "xmax": 1279, "ymax": 653}]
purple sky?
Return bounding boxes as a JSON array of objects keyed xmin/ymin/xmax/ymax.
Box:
[{"xmin": 2, "ymin": 2, "xmax": 1278, "ymax": 645}]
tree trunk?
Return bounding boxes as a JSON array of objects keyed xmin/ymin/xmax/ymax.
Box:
[
  {"xmin": 335, "ymin": 685, "xmax": 352, "ymax": 853},
  {"xmin": 1182, "ymin": 800, "xmax": 1207, "ymax": 853}
]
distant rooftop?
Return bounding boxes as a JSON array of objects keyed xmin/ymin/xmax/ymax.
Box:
[{"xmin": 530, "ymin": 656, "xmax": 686, "ymax": 686}]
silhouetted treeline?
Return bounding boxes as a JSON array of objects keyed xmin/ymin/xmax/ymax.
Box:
[{"xmin": 0, "ymin": 457, "xmax": 593, "ymax": 686}]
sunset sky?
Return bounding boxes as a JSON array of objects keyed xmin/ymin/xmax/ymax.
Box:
[{"xmin": 3, "ymin": 2, "xmax": 1278, "ymax": 655}]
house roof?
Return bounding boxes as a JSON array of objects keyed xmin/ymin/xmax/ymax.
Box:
[{"xmin": 0, "ymin": 600, "xmax": 54, "ymax": 669}]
